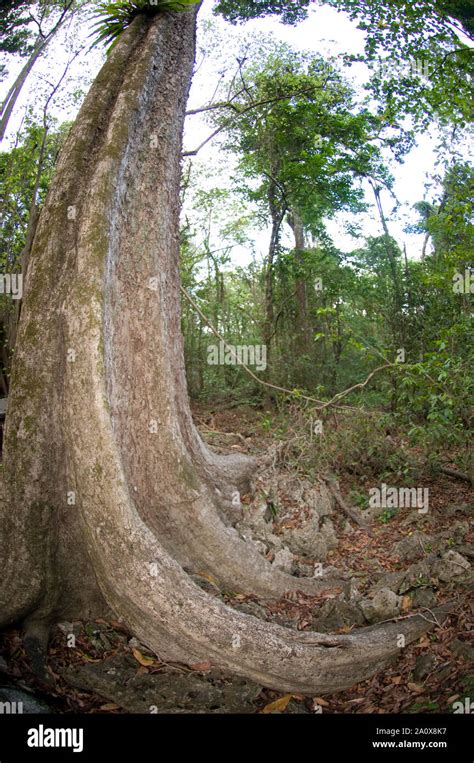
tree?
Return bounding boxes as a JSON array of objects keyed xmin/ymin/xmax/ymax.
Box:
[
  {"xmin": 212, "ymin": 45, "xmax": 385, "ymax": 389},
  {"xmin": 0, "ymin": 2, "xmax": 448, "ymax": 693},
  {"xmin": 0, "ymin": 0, "xmax": 79, "ymax": 143},
  {"xmin": 217, "ymin": 0, "xmax": 474, "ymax": 127}
]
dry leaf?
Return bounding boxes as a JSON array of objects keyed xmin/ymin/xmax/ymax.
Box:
[
  {"xmin": 100, "ymin": 703, "xmax": 120, "ymax": 711},
  {"xmin": 313, "ymin": 697, "xmax": 330, "ymax": 706},
  {"xmin": 262, "ymin": 694, "xmax": 293, "ymax": 714},
  {"xmin": 190, "ymin": 661, "xmax": 212, "ymax": 672},
  {"xmin": 407, "ymin": 682, "xmax": 424, "ymax": 694},
  {"xmin": 132, "ymin": 648, "xmax": 154, "ymax": 667},
  {"xmin": 391, "ymin": 676, "xmax": 402, "ymax": 685},
  {"xmin": 401, "ymin": 595, "xmax": 412, "ymax": 612}
]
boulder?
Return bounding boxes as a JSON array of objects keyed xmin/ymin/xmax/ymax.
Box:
[
  {"xmin": 62, "ymin": 656, "xmax": 261, "ymax": 714},
  {"xmin": 272, "ymin": 547, "xmax": 295, "ymax": 574},
  {"xmin": 311, "ymin": 598, "xmax": 365, "ymax": 633},
  {"xmin": 360, "ymin": 588, "xmax": 402, "ymax": 623},
  {"xmin": 411, "ymin": 587, "xmax": 438, "ymax": 609},
  {"xmin": 394, "ymin": 532, "xmax": 435, "ymax": 562},
  {"xmin": 432, "ymin": 551, "xmax": 470, "ymax": 583}
]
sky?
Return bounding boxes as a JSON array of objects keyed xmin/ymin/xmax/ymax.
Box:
[{"xmin": 1, "ymin": 0, "xmax": 471, "ymax": 267}]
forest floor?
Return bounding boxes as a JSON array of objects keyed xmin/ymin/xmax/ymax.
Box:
[{"xmin": 0, "ymin": 403, "xmax": 472, "ymax": 714}]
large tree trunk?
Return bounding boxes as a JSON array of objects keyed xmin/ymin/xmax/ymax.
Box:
[{"xmin": 0, "ymin": 9, "xmax": 448, "ymax": 694}]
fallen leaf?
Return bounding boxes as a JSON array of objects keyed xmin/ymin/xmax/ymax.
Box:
[
  {"xmin": 391, "ymin": 676, "xmax": 402, "ymax": 685},
  {"xmin": 100, "ymin": 703, "xmax": 120, "ymax": 711},
  {"xmin": 407, "ymin": 682, "xmax": 424, "ymax": 694},
  {"xmin": 190, "ymin": 661, "xmax": 212, "ymax": 672},
  {"xmin": 132, "ymin": 648, "xmax": 155, "ymax": 667},
  {"xmin": 262, "ymin": 694, "xmax": 293, "ymax": 714},
  {"xmin": 401, "ymin": 595, "xmax": 412, "ymax": 612}
]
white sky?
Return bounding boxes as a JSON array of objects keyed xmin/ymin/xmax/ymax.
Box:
[{"xmin": 1, "ymin": 0, "xmax": 471, "ymax": 266}]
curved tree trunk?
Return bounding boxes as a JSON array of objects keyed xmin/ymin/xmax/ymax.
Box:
[{"xmin": 0, "ymin": 9, "xmax": 449, "ymax": 694}]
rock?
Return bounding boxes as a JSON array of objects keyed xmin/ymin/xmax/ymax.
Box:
[
  {"xmin": 450, "ymin": 639, "xmax": 474, "ymax": 662},
  {"xmin": 445, "ymin": 503, "xmax": 473, "ymax": 518},
  {"xmin": 456, "ymin": 544, "xmax": 474, "ymax": 560},
  {"xmin": 413, "ymin": 654, "xmax": 436, "ymax": 682},
  {"xmin": 239, "ymin": 476, "xmax": 335, "ymax": 562},
  {"xmin": 411, "ymin": 587, "xmax": 438, "ymax": 609},
  {"xmin": 347, "ymin": 577, "xmax": 362, "ymax": 602},
  {"xmin": 252, "ymin": 540, "xmax": 268, "ymax": 556},
  {"xmin": 62, "ymin": 656, "xmax": 261, "ymax": 714},
  {"xmin": 236, "ymin": 515, "xmax": 282, "ymax": 553},
  {"xmin": 401, "ymin": 510, "xmax": 434, "ymax": 528},
  {"xmin": 281, "ymin": 516, "xmax": 329, "ymax": 560},
  {"xmin": 439, "ymin": 521, "xmax": 470, "ymax": 543},
  {"xmin": 0, "ymin": 685, "xmax": 54, "ymax": 713},
  {"xmin": 394, "ymin": 532, "xmax": 434, "ymax": 562},
  {"xmin": 320, "ymin": 518, "xmax": 338, "ymax": 551},
  {"xmin": 373, "ymin": 570, "xmax": 407, "ymax": 594},
  {"xmin": 311, "ymin": 599, "xmax": 365, "ymax": 633},
  {"xmin": 398, "ymin": 561, "xmax": 436, "ymax": 594},
  {"xmin": 272, "ymin": 546, "xmax": 295, "ymax": 574},
  {"xmin": 432, "ymin": 551, "xmax": 470, "ymax": 583},
  {"xmin": 360, "ymin": 588, "xmax": 402, "ymax": 623}
]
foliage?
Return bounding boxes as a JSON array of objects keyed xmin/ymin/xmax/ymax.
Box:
[{"xmin": 90, "ymin": 0, "xmax": 200, "ymax": 48}]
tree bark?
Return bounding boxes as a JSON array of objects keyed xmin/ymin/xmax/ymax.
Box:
[
  {"xmin": 288, "ymin": 210, "xmax": 312, "ymax": 385},
  {"xmin": 262, "ymin": 175, "xmax": 284, "ymax": 405},
  {"xmin": 0, "ymin": 9, "xmax": 449, "ymax": 694}
]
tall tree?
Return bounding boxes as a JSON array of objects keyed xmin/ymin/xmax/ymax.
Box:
[
  {"xmin": 0, "ymin": 0, "xmax": 78, "ymax": 142},
  {"xmin": 213, "ymin": 46, "xmax": 385, "ymax": 388},
  {"xmin": 0, "ymin": 1, "xmax": 448, "ymax": 693}
]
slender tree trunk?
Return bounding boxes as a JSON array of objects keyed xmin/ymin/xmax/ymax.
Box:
[
  {"xmin": 1, "ymin": 38, "xmax": 46, "ymax": 143},
  {"xmin": 0, "ymin": 2, "xmax": 74, "ymax": 143},
  {"xmin": 288, "ymin": 210, "xmax": 311, "ymax": 385},
  {"xmin": 262, "ymin": 178, "xmax": 284, "ymax": 404},
  {"xmin": 0, "ymin": 10, "xmax": 447, "ymax": 694}
]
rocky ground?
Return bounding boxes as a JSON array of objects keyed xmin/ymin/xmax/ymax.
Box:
[{"xmin": 0, "ymin": 406, "xmax": 472, "ymax": 714}]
